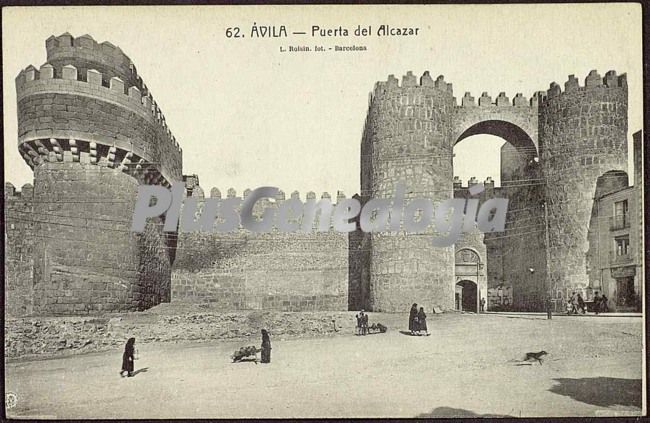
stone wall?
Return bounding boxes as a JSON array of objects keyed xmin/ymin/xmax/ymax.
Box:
[
  {"xmin": 495, "ymin": 143, "xmax": 547, "ymax": 310},
  {"xmin": 26, "ymin": 162, "xmax": 173, "ymax": 315},
  {"xmin": 497, "ymin": 183, "xmax": 547, "ymax": 310},
  {"xmin": 4, "ymin": 183, "xmax": 35, "ymax": 317},
  {"xmin": 171, "ymin": 187, "xmax": 349, "ymax": 311},
  {"xmin": 348, "ymin": 214, "xmax": 371, "ymax": 311},
  {"xmin": 540, "ymin": 70, "xmax": 628, "ymax": 297}
]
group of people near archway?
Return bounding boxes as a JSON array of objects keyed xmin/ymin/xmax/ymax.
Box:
[
  {"xmin": 567, "ymin": 291, "xmax": 609, "ymax": 315},
  {"xmin": 408, "ymin": 303, "xmax": 429, "ymax": 336}
]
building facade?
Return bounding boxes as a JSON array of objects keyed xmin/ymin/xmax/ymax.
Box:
[{"xmin": 586, "ymin": 130, "xmax": 643, "ymax": 312}]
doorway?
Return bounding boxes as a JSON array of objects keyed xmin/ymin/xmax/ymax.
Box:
[
  {"xmin": 616, "ymin": 276, "xmax": 635, "ymax": 310},
  {"xmin": 455, "ymin": 280, "xmax": 478, "ymax": 312}
]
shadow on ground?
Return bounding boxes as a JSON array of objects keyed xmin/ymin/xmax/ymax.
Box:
[
  {"xmin": 131, "ymin": 367, "xmax": 149, "ymax": 376},
  {"xmin": 549, "ymin": 377, "xmax": 641, "ymax": 408},
  {"xmin": 233, "ymin": 358, "xmax": 258, "ymax": 364},
  {"xmin": 398, "ymin": 331, "xmax": 429, "ymax": 337},
  {"xmin": 415, "ymin": 407, "xmax": 514, "ymax": 417}
]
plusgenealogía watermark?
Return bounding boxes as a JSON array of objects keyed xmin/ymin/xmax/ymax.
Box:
[{"xmin": 130, "ymin": 182, "xmax": 508, "ymax": 247}]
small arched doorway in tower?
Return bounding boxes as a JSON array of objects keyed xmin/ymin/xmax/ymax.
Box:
[
  {"xmin": 454, "ymin": 248, "xmax": 482, "ymax": 313},
  {"xmin": 455, "ymin": 280, "xmax": 478, "ymax": 312}
]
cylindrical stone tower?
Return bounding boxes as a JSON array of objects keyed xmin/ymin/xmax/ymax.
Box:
[
  {"xmin": 361, "ymin": 71, "xmax": 456, "ymax": 312},
  {"xmin": 16, "ymin": 33, "xmax": 183, "ymax": 314},
  {"xmin": 539, "ymin": 70, "xmax": 628, "ymax": 299}
]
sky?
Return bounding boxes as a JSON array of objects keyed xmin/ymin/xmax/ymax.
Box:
[{"xmin": 3, "ymin": 4, "xmax": 643, "ymax": 196}]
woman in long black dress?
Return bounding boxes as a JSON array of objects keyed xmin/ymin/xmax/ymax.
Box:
[
  {"xmin": 260, "ymin": 329, "xmax": 271, "ymax": 363},
  {"xmin": 417, "ymin": 307, "xmax": 428, "ymax": 335},
  {"xmin": 120, "ymin": 337, "xmax": 136, "ymax": 377},
  {"xmin": 409, "ymin": 303, "xmax": 418, "ymax": 335}
]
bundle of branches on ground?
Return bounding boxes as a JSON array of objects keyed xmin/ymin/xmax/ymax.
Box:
[
  {"xmin": 368, "ymin": 323, "xmax": 387, "ymax": 334},
  {"xmin": 231, "ymin": 345, "xmax": 261, "ymax": 362}
]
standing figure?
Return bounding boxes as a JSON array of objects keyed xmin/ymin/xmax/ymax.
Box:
[
  {"xmin": 409, "ymin": 303, "xmax": 418, "ymax": 335},
  {"xmin": 120, "ymin": 337, "xmax": 136, "ymax": 377},
  {"xmin": 360, "ymin": 310, "xmax": 369, "ymax": 335},
  {"xmin": 417, "ymin": 307, "xmax": 428, "ymax": 335},
  {"xmin": 260, "ymin": 329, "xmax": 271, "ymax": 363},
  {"xmin": 569, "ymin": 292, "xmax": 578, "ymax": 315},
  {"xmin": 593, "ymin": 291, "xmax": 602, "ymax": 314},
  {"xmin": 480, "ymin": 297, "xmax": 486, "ymax": 313},
  {"xmin": 355, "ymin": 314, "xmax": 361, "ymax": 335},
  {"xmin": 577, "ymin": 293, "xmax": 586, "ymax": 314},
  {"xmin": 601, "ymin": 295, "xmax": 609, "ymax": 312}
]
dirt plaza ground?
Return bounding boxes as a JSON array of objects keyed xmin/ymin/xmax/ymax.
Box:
[{"xmin": 5, "ymin": 312, "xmax": 644, "ymax": 418}]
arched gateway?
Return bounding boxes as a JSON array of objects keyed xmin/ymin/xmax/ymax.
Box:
[{"xmin": 360, "ymin": 70, "xmax": 628, "ymax": 312}]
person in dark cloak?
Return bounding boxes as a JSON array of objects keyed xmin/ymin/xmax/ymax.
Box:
[
  {"xmin": 409, "ymin": 303, "xmax": 418, "ymax": 335},
  {"xmin": 120, "ymin": 337, "xmax": 135, "ymax": 377},
  {"xmin": 601, "ymin": 295, "xmax": 609, "ymax": 312},
  {"xmin": 593, "ymin": 291, "xmax": 602, "ymax": 314},
  {"xmin": 260, "ymin": 329, "xmax": 271, "ymax": 363},
  {"xmin": 417, "ymin": 307, "xmax": 428, "ymax": 335},
  {"xmin": 577, "ymin": 293, "xmax": 586, "ymax": 314}
]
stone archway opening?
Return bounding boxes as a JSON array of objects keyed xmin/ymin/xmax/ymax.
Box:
[
  {"xmin": 453, "ymin": 119, "xmax": 539, "ymax": 188},
  {"xmin": 452, "ymin": 118, "xmax": 544, "ymax": 312},
  {"xmin": 455, "ymin": 280, "xmax": 478, "ymax": 312},
  {"xmin": 453, "ymin": 134, "xmax": 504, "ymax": 186},
  {"xmin": 455, "ymin": 119, "xmax": 537, "ymax": 153}
]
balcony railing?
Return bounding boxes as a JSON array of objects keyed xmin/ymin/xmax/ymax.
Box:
[{"xmin": 610, "ymin": 215, "xmax": 630, "ymax": 231}]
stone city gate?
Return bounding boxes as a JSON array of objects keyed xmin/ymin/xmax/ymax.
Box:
[
  {"xmin": 6, "ymin": 34, "xmax": 630, "ymax": 316},
  {"xmin": 361, "ymin": 70, "xmax": 627, "ymax": 312}
]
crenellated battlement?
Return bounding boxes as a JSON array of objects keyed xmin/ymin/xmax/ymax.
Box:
[
  {"xmin": 45, "ymin": 33, "xmax": 142, "ymax": 91},
  {"xmin": 458, "ymin": 91, "xmax": 541, "ymax": 109},
  {"xmin": 369, "ymin": 70, "xmax": 548, "ymax": 112},
  {"xmin": 372, "ymin": 71, "xmax": 454, "ymax": 99},
  {"xmin": 452, "ymin": 176, "xmax": 499, "ymax": 192},
  {"xmin": 542, "ymin": 70, "xmax": 627, "ymax": 102},
  {"xmin": 177, "ymin": 183, "xmax": 354, "ymax": 233},
  {"xmin": 369, "ymin": 69, "xmax": 626, "ymax": 113},
  {"xmin": 185, "ymin": 185, "xmax": 350, "ymax": 205},
  {"xmin": 46, "ymin": 33, "xmax": 131, "ymax": 66},
  {"xmin": 16, "ymin": 62, "xmax": 182, "ymax": 156},
  {"xmin": 16, "ymin": 34, "xmax": 183, "ymax": 186},
  {"xmin": 4, "ymin": 182, "xmax": 35, "ymax": 200}
]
